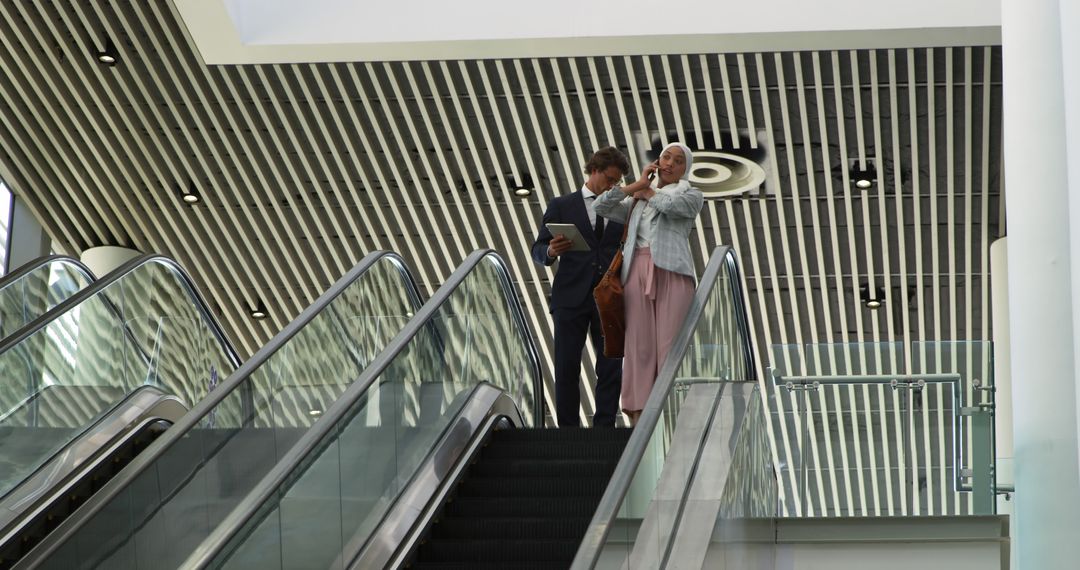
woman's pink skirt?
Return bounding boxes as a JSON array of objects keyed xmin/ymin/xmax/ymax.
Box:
[{"xmin": 621, "ymin": 247, "xmax": 695, "ymax": 413}]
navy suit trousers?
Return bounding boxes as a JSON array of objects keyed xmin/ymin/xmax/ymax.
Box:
[{"xmin": 552, "ymin": 301, "xmax": 622, "ymax": 427}]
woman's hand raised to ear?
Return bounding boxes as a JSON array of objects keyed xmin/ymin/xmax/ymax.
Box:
[
  {"xmin": 621, "ymin": 161, "xmax": 659, "ymax": 197},
  {"xmin": 638, "ymin": 160, "xmax": 659, "ymax": 185}
]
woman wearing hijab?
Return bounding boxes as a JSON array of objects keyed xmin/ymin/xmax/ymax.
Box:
[{"xmin": 594, "ymin": 143, "xmax": 704, "ymax": 425}]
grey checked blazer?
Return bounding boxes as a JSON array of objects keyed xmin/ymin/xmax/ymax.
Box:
[{"xmin": 594, "ymin": 180, "xmax": 704, "ymax": 283}]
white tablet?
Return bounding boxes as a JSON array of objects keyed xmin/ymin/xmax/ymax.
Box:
[{"xmin": 545, "ymin": 223, "xmax": 591, "ymax": 252}]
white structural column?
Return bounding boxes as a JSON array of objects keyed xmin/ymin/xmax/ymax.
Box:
[
  {"xmin": 1001, "ymin": 0, "xmax": 1080, "ymax": 567},
  {"xmin": 81, "ymin": 245, "xmax": 142, "ymax": 277},
  {"xmin": 1061, "ymin": 0, "xmax": 1080, "ymax": 477}
]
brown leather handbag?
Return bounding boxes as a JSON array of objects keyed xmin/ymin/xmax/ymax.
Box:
[{"xmin": 593, "ymin": 199, "xmax": 638, "ymax": 358}]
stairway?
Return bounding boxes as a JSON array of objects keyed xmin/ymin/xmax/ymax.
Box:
[{"xmin": 409, "ymin": 426, "xmax": 632, "ymax": 569}]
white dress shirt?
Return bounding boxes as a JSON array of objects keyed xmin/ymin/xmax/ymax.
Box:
[{"xmin": 580, "ymin": 185, "xmax": 598, "ymax": 227}]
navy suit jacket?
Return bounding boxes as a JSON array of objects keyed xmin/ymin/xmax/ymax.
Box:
[{"xmin": 531, "ymin": 191, "xmax": 625, "ymax": 313}]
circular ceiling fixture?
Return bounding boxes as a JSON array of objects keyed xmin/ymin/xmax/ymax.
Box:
[{"xmin": 688, "ymin": 152, "xmax": 766, "ymax": 197}]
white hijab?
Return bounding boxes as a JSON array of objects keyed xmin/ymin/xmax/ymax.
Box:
[{"xmin": 650, "ymin": 142, "xmax": 694, "ymax": 192}]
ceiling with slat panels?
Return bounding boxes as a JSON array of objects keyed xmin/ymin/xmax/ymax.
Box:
[{"xmin": 0, "ymin": 1, "xmax": 1002, "ymax": 425}]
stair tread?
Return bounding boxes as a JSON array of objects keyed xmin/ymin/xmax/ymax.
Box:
[
  {"xmin": 426, "ymin": 516, "xmax": 591, "ymax": 540},
  {"xmin": 417, "ymin": 538, "xmax": 580, "ymax": 563}
]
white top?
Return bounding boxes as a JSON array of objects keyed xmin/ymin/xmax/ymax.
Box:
[{"xmin": 634, "ymin": 201, "xmax": 660, "ymax": 247}]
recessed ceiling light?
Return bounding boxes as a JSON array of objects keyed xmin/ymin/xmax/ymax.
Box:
[
  {"xmin": 309, "ymin": 409, "xmax": 322, "ymax": 416},
  {"xmin": 250, "ymin": 301, "xmax": 268, "ymax": 320},
  {"xmin": 181, "ymin": 192, "xmax": 200, "ymax": 204},
  {"xmin": 510, "ymin": 173, "xmax": 534, "ymax": 198},
  {"xmin": 850, "ymin": 158, "xmax": 877, "ymax": 190},
  {"xmin": 96, "ymin": 40, "xmax": 119, "ymax": 67},
  {"xmin": 859, "ymin": 284, "xmax": 885, "ymax": 310}
]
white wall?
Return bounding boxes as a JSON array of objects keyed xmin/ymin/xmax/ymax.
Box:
[{"xmin": 774, "ymin": 543, "xmax": 1003, "ymax": 570}]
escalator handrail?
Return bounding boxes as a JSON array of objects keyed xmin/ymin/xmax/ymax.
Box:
[
  {"xmin": 16, "ymin": 250, "xmax": 421, "ymax": 568},
  {"xmin": 571, "ymin": 245, "xmax": 756, "ymax": 569},
  {"xmin": 0, "ymin": 384, "xmax": 187, "ymax": 545},
  {"xmin": 186, "ymin": 249, "xmax": 542, "ymax": 569},
  {"xmin": 0, "ymin": 254, "xmax": 95, "ymax": 293},
  {"xmin": 0, "ymin": 253, "xmax": 241, "ymax": 370}
]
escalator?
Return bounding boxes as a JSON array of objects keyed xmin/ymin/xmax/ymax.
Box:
[
  {"xmin": 0, "ymin": 255, "xmax": 242, "ymax": 568},
  {"xmin": 177, "ymin": 246, "xmax": 753, "ymax": 570},
  {"xmin": 0, "ymin": 255, "xmax": 94, "ymax": 340},
  {"xmin": 17, "ymin": 246, "xmax": 755, "ymax": 569},
  {"xmin": 12, "ymin": 251, "xmax": 422, "ymax": 570}
]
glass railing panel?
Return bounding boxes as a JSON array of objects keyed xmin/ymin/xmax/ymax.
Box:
[
  {"xmin": 710, "ymin": 385, "xmax": 776, "ymax": 568},
  {"xmin": 584, "ymin": 247, "xmax": 767, "ymax": 569},
  {"xmin": 799, "ymin": 375, "xmax": 910, "ymax": 517},
  {"xmin": 202, "ymin": 251, "xmax": 539, "ymax": 570},
  {"xmin": 0, "ymin": 257, "xmax": 93, "ymax": 424},
  {"xmin": 910, "ymin": 341, "xmax": 995, "ymax": 514},
  {"xmin": 28, "ymin": 253, "xmax": 420, "ymax": 570},
  {"xmin": 0, "ymin": 256, "xmax": 93, "ymax": 339},
  {"xmin": 766, "ymin": 340, "xmax": 993, "ymax": 518},
  {"xmin": 767, "ymin": 374, "xmax": 805, "ymax": 517},
  {"xmin": 769, "ymin": 342, "xmax": 906, "ymax": 376},
  {"xmin": 0, "ymin": 257, "xmax": 235, "ymax": 502},
  {"xmin": 719, "ymin": 387, "xmax": 777, "ymax": 518},
  {"xmin": 768, "ymin": 342, "xmax": 909, "ymax": 517}
]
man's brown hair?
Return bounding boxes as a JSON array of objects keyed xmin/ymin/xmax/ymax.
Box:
[{"xmin": 584, "ymin": 146, "xmax": 631, "ymax": 176}]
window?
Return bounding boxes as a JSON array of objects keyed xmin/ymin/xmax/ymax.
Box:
[{"xmin": 0, "ymin": 182, "xmax": 12, "ymax": 276}]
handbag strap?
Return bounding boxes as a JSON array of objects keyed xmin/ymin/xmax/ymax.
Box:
[{"xmin": 617, "ymin": 198, "xmax": 639, "ymax": 247}]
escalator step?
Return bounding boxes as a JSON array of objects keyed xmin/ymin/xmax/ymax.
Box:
[
  {"xmin": 467, "ymin": 459, "xmax": 617, "ymax": 478},
  {"xmin": 457, "ymin": 475, "xmax": 609, "ymax": 498},
  {"xmin": 416, "ymin": 539, "xmax": 579, "ymax": 563},
  {"xmin": 410, "ymin": 564, "xmax": 567, "ymax": 570},
  {"xmin": 479, "ymin": 440, "xmax": 628, "ymax": 461},
  {"xmin": 427, "ymin": 516, "xmax": 591, "ymax": 540},
  {"xmin": 443, "ymin": 497, "xmax": 601, "ymax": 518},
  {"xmin": 491, "ymin": 427, "xmax": 632, "ymax": 443}
]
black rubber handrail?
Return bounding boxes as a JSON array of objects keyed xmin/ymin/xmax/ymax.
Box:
[{"xmin": 16, "ymin": 250, "xmax": 422, "ymax": 569}]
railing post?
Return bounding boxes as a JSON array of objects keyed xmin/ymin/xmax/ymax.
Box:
[{"xmin": 964, "ymin": 378, "xmax": 996, "ymax": 514}]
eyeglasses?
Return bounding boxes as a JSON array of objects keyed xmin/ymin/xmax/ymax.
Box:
[{"xmin": 602, "ymin": 173, "xmax": 623, "ymax": 186}]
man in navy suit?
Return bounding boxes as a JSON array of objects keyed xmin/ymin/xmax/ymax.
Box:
[{"xmin": 531, "ymin": 147, "xmax": 631, "ymax": 427}]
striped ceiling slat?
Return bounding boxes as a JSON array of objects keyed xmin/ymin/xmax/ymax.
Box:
[{"xmin": 0, "ymin": 2, "xmax": 1001, "ymax": 433}]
